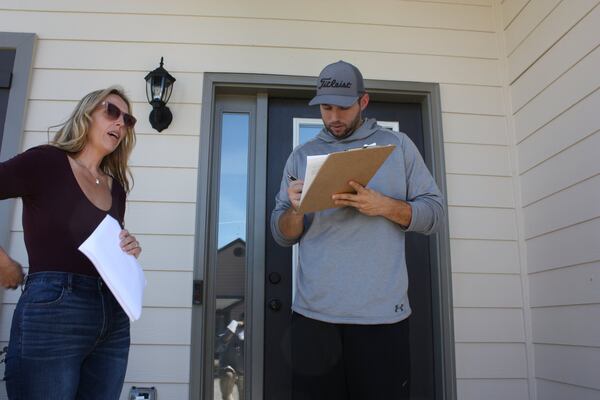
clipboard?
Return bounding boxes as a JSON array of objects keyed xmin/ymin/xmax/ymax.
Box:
[{"xmin": 297, "ymin": 144, "xmax": 396, "ymax": 213}]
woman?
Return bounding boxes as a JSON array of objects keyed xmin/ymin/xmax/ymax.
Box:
[{"xmin": 0, "ymin": 86, "xmax": 142, "ymax": 399}]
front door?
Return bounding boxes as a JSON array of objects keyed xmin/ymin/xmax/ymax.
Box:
[{"xmin": 264, "ymin": 98, "xmax": 435, "ymax": 399}]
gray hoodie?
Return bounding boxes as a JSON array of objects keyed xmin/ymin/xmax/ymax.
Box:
[{"xmin": 271, "ymin": 118, "xmax": 445, "ymax": 324}]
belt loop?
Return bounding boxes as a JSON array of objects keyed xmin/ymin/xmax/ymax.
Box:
[
  {"xmin": 21, "ymin": 274, "xmax": 28, "ymax": 292},
  {"xmin": 67, "ymin": 273, "xmax": 73, "ymax": 292}
]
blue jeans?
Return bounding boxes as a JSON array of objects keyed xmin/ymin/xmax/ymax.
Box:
[{"xmin": 4, "ymin": 272, "xmax": 130, "ymax": 400}]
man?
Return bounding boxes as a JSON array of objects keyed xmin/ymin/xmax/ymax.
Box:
[{"xmin": 270, "ymin": 60, "xmax": 445, "ymax": 400}]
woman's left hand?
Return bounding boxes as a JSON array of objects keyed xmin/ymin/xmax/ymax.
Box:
[{"xmin": 120, "ymin": 229, "xmax": 142, "ymax": 259}]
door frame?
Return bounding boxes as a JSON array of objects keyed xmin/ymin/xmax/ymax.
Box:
[
  {"xmin": 190, "ymin": 72, "xmax": 455, "ymax": 400},
  {"xmin": 0, "ymin": 32, "xmax": 36, "ymax": 250},
  {"xmin": 0, "ymin": 32, "xmax": 36, "ymax": 304}
]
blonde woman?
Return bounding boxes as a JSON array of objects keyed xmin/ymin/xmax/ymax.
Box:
[{"xmin": 0, "ymin": 87, "xmax": 141, "ymax": 399}]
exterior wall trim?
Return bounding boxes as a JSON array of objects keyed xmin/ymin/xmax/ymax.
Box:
[
  {"xmin": 0, "ymin": 32, "xmax": 36, "ymax": 250},
  {"xmin": 0, "ymin": 30, "xmax": 36, "ymax": 336}
]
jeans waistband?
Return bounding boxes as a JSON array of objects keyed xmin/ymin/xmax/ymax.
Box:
[{"xmin": 24, "ymin": 271, "xmax": 105, "ymax": 291}]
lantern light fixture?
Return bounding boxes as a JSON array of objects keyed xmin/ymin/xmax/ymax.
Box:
[{"xmin": 144, "ymin": 57, "xmax": 176, "ymax": 132}]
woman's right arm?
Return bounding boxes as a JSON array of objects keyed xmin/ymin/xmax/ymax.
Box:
[
  {"xmin": 0, "ymin": 146, "xmax": 44, "ymax": 200},
  {"xmin": 0, "ymin": 147, "xmax": 42, "ymax": 288},
  {"xmin": 0, "ymin": 246, "xmax": 24, "ymax": 289}
]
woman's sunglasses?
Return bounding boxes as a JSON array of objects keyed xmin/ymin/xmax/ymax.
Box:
[{"xmin": 101, "ymin": 101, "xmax": 137, "ymax": 128}]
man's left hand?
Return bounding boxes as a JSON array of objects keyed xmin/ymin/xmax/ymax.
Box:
[
  {"xmin": 332, "ymin": 181, "xmax": 390, "ymax": 217},
  {"xmin": 332, "ymin": 181, "xmax": 412, "ymax": 227}
]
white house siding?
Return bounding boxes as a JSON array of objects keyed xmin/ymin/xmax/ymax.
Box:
[
  {"xmin": 500, "ymin": 0, "xmax": 600, "ymax": 399},
  {"xmin": 0, "ymin": 1, "xmax": 533, "ymax": 399}
]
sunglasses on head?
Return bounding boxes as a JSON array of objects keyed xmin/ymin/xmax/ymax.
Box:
[{"xmin": 101, "ymin": 101, "xmax": 137, "ymax": 128}]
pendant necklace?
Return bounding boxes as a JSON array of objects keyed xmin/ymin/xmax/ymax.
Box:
[
  {"xmin": 85, "ymin": 165, "xmax": 102, "ymax": 185},
  {"xmin": 74, "ymin": 157, "xmax": 102, "ymax": 185},
  {"xmin": 90, "ymin": 170, "xmax": 102, "ymax": 185}
]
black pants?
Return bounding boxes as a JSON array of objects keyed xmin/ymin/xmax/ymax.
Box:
[{"xmin": 291, "ymin": 313, "xmax": 410, "ymax": 400}]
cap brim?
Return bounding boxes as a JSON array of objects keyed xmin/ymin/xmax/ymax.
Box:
[{"xmin": 308, "ymin": 94, "xmax": 358, "ymax": 107}]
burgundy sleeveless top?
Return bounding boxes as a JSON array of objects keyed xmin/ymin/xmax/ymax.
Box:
[{"xmin": 0, "ymin": 145, "xmax": 126, "ymax": 276}]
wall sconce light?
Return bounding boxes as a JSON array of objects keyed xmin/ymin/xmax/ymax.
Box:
[{"xmin": 144, "ymin": 57, "xmax": 176, "ymax": 132}]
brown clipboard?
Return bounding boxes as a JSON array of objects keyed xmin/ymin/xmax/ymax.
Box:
[{"xmin": 297, "ymin": 144, "xmax": 396, "ymax": 213}]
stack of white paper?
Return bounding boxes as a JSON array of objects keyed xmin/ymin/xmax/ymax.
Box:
[
  {"xmin": 78, "ymin": 215, "xmax": 146, "ymax": 321},
  {"xmin": 300, "ymin": 154, "xmax": 328, "ymax": 202}
]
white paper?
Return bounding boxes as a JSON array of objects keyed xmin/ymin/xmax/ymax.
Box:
[
  {"xmin": 299, "ymin": 154, "xmax": 328, "ymax": 202},
  {"xmin": 78, "ymin": 215, "xmax": 146, "ymax": 321}
]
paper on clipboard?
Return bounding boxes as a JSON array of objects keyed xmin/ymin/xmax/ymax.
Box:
[
  {"xmin": 297, "ymin": 144, "xmax": 396, "ymax": 214},
  {"xmin": 78, "ymin": 215, "xmax": 146, "ymax": 321}
]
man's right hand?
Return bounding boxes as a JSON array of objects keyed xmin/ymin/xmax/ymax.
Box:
[
  {"xmin": 0, "ymin": 257, "xmax": 24, "ymax": 290},
  {"xmin": 278, "ymin": 179, "xmax": 306, "ymax": 240},
  {"xmin": 287, "ymin": 179, "xmax": 304, "ymax": 212}
]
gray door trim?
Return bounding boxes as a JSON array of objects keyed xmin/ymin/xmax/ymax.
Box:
[
  {"xmin": 0, "ymin": 32, "xmax": 36, "ymax": 308},
  {"xmin": 0, "ymin": 32, "xmax": 36, "ymax": 250},
  {"xmin": 249, "ymin": 92, "xmax": 268, "ymax": 400},
  {"xmin": 191, "ymin": 73, "xmax": 455, "ymax": 400}
]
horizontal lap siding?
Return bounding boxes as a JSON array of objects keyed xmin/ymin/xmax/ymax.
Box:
[
  {"xmin": 513, "ymin": 45, "xmax": 600, "ymax": 144},
  {"xmin": 451, "ymin": 239, "xmax": 520, "ymax": 274},
  {"xmin": 510, "ymin": 4, "xmax": 600, "ymax": 114},
  {"xmin": 458, "ymin": 379, "xmax": 530, "ymax": 400},
  {"xmin": 442, "ymin": 113, "xmax": 508, "ymax": 145},
  {"xmin": 502, "ymin": 0, "xmax": 529, "ymax": 29},
  {"xmin": 455, "ymin": 343, "xmax": 528, "ymax": 378},
  {"xmin": 517, "ymin": 89, "xmax": 600, "ymax": 175},
  {"xmin": 507, "ymin": 0, "xmax": 599, "ymax": 82},
  {"xmin": 0, "ymin": 0, "xmax": 494, "ymax": 31},
  {"xmin": 0, "ymin": 12, "xmax": 500, "ymax": 59},
  {"xmin": 536, "ymin": 379, "xmax": 600, "ymax": 400},
  {"xmin": 526, "ymin": 218, "xmax": 600, "ymax": 273},
  {"xmin": 531, "ymin": 304, "xmax": 600, "ymax": 347},
  {"xmin": 534, "ymin": 345, "xmax": 600, "ymax": 390},
  {"xmin": 503, "ymin": 0, "xmax": 600, "ymax": 398},
  {"xmin": 0, "ymin": 1, "xmax": 526, "ymax": 398},
  {"xmin": 529, "ymin": 262, "xmax": 600, "ymax": 307}
]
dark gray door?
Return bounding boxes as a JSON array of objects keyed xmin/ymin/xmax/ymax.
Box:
[
  {"xmin": 264, "ymin": 98, "xmax": 435, "ymax": 399},
  {"xmin": 0, "ymin": 49, "xmax": 16, "ymax": 151}
]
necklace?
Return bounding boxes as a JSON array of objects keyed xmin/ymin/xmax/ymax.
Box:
[{"xmin": 73, "ymin": 157, "xmax": 102, "ymax": 185}]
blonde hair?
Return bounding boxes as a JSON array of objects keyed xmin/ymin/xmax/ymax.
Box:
[{"xmin": 51, "ymin": 86, "xmax": 136, "ymax": 192}]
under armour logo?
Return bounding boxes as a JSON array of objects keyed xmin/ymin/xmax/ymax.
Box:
[{"xmin": 394, "ymin": 304, "xmax": 404, "ymax": 313}]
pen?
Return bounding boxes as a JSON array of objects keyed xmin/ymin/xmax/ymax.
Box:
[{"xmin": 287, "ymin": 174, "xmax": 297, "ymax": 181}]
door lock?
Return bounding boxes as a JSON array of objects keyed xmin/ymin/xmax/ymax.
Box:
[
  {"xmin": 268, "ymin": 272, "xmax": 281, "ymax": 284},
  {"xmin": 268, "ymin": 298, "xmax": 282, "ymax": 311}
]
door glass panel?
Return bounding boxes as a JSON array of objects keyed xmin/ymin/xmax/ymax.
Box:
[
  {"xmin": 0, "ymin": 49, "xmax": 17, "ymax": 149},
  {"xmin": 214, "ymin": 112, "xmax": 249, "ymax": 400},
  {"xmin": 293, "ymin": 117, "xmax": 399, "ymax": 147},
  {"xmin": 290, "ymin": 118, "xmax": 399, "ymax": 300}
]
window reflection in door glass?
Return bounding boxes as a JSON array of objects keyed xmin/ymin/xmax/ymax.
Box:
[
  {"xmin": 214, "ymin": 113, "xmax": 249, "ymax": 400},
  {"xmin": 299, "ymin": 124, "xmax": 321, "ymax": 145}
]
